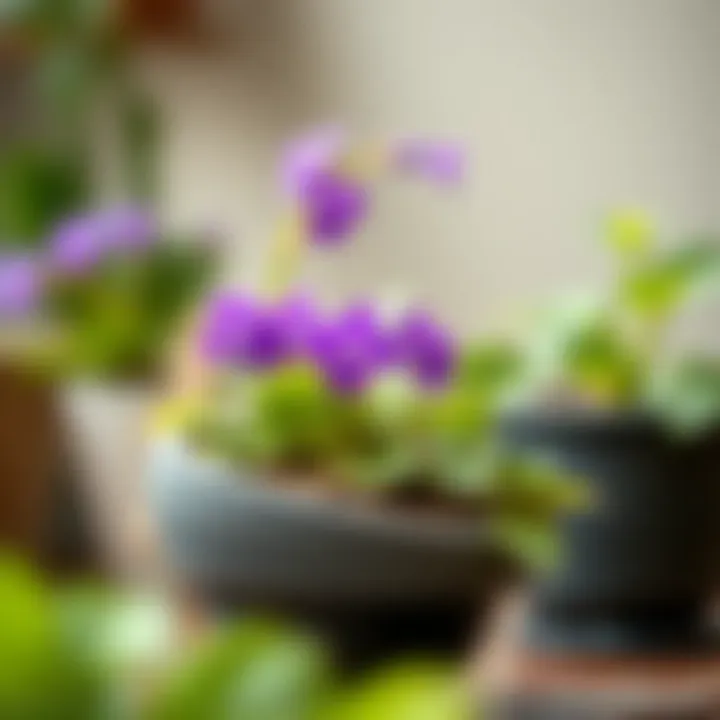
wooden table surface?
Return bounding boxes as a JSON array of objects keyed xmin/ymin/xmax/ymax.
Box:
[{"xmin": 475, "ymin": 595, "xmax": 720, "ymax": 719}]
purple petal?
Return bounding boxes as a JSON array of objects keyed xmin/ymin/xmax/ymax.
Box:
[
  {"xmin": 320, "ymin": 350, "xmax": 374, "ymax": 394},
  {"xmin": 241, "ymin": 308, "xmax": 293, "ymax": 369},
  {"xmin": 48, "ymin": 206, "xmax": 158, "ymax": 274},
  {"xmin": 0, "ymin": 255, "xmax": 42, "ymax": 318},
  {"xmin": 304, "ymin": 172, "xmax": 369, "ymax": 247},
  {"xmin": 199, "ymin": 292, "xmax": 257, "ymax": 364},
  {"xmin": 393, "ymin": 139, "xmax": 465, "ymax": 185},
  {"xmin": 280, "ymin": 126, "xmax": 346, "ymax": 198},
  {"xmin": 336, "ymin": 301, "xmax": 396, "ymax": 367},
  {"xmin": 199, "ymin": 292, "xmax": 295, "ymax": 370},
  {"xmin": 276, "ymin": 292, "xmax": 325, "ymax": 354},
  {"xmin": 311, "ymin": 325, "xmax": 374, "ymax": 394},
  {"xmin": 49, "ymin": 214, "xmax": 107, "ymax": 274},
  {"xmin": 396, "ymin": 309, "xmax": 457, "ymax": 387}
]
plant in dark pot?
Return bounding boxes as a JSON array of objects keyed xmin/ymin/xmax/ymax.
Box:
[
  {"xmin": 148, "ymin": 130, "xmax": 581, "ymax": 664},
  {"xmin": 500, "ymin": 211, "xmax": 720, "ymax": 654},
  {"xmin": 1, "ymin": 207, "xmax": 217, "ymax": 579}
]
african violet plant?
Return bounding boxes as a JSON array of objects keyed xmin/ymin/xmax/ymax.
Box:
[
  {"xmin": 0, "ymin": 206, "xmax": 216, "ymax": 381},
  {"xmin": 170, "ymin": 128, "xmax": 582, "ymax": 562},
  {"xmin": 516, "ymin": 210, "xmax": 720, "ymax": 435}
]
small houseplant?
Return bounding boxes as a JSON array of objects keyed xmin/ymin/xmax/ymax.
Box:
[
  {"xmin": 0, "ymin": 207, "xmax": 216, "ymax": 578},
  {"xmin": 149, "ymin": 130, "xmax": 580, "ymax": 658},
  {"xmin": 500, "ymin": 212, "xmax": 720, "ymax": 653},
  {"xmin": 0, "ymin": 0, "xmax": 160, "ymax": 564}
]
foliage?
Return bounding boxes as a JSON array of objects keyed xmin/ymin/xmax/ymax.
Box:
[
  {"xmin": 0, "ymin": 556, "xmax": 471, "ymax": 719},
  {"xmin": 189, "ymin": 339, "xmax": 583, "ymax": 570},
  {"xmin": 41, "ymin": 239, "xmax": 215, "ymax": 381},
  {"xmin": 515, "ymin": 211, "xmax": 720, "ymax": 434},
  {"xmin": 0, "ymin": 0, "xmax": 158, "ymax": 249}
]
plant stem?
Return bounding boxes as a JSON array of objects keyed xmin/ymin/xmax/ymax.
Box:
[{"xmin": 263, "ymin": 207, "xmax": 306, "ymax": 297}]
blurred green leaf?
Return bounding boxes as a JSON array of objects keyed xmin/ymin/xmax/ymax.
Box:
[
  {"xmin": 490, "ymin": 516, "xmax": 561, "ymax": 572},
  {"xmin": 0, "ymin": 0, "xmax": 115, "ymax": 36},
  {"xmin": 47, "ymin": 240, "xmax": 216, "ymax": 380},
  {"xmin": 620, "ymin": 239, "xmax": 720, "ymax": 322},
  {"xmin": 149, "ymin": 619, "xmax": 331, "ymax": 720},
  {"xmin": 456, "ymin": 341, "xmax": 522, "ymax": 397},
  {"xmin": 649, "ymin": 358, "xmax": 720, "ymax": 436},
  {"xmin": 605, "ymin": 209, "xmax": 655, "ymax": 259},
  {"xmin": 323, "ymin": 662, "xmax": 469, "ymax": 720},
  {"xmin": 518, "ymin": 293, "xmax": 642, "ymax": 406},
  {"xmin": 0, "ymin": 145, "xmax": 88, "ymax": 247}
]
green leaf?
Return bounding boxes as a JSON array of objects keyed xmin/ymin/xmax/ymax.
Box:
[
  {"xmin": 323, "ymin": 662, "xmax": 469, "ymax": 720},
  {"xmin": 0, "ymin": 144, "xmax": 89, "ymax": 247},
  {"xmin": 518, "ymin": 293, "xmax": 642, "ymax": 406},
  {"xmin": 620, "ymin": 239, "xmax": 720, "ymax": 322},
  {"xmin": 649, "ymin": 358, "xmax": 720, "ymax": 436},
  {"xmin": 46, "ymin": 240, "xmax": 216, "ymax": 380},
  {"xmin": 490, "ymin": 516, "xmax": 561, "ymax": 572},
  {"xmin": 456, "ymin": 341, "xmax": 522, "ymax": 397},
  {"xmin": 605, "ymin": 209, "xmax": 655, "ymax": 259},
  {"xmin": 149, "ymin": 619, "xmax": 331, "ymax": 720}
]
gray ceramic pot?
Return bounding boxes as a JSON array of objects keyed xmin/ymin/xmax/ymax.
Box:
[
  {"xmin": 499, "ymin": 411, "xmax": 720, "ymax": 654},
  {"xmin": 148, "ymin": 438, "xmax": 494, "ymax": 606}
]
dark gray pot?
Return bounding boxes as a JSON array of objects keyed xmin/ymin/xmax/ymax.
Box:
[
  {"xmin": 149, "ymin": 438, "xmax": 494, "ymax": 603},
  {"xmin": 148, "ymin": 439, "xmax": 500, "ymax": 665},
  {"xmin": 499, "ymin": 411, "xmax": 720, "ymax": 654}
]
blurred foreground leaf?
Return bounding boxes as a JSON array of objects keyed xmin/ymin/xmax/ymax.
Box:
[{"xmin": 323, "ymin": 662, "xmax": 470, "ymax": 720}]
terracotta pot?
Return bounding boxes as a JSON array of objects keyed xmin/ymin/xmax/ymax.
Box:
[{"xmin": 0, "ymin": 362, "xmax": 57, "ymax": 558}]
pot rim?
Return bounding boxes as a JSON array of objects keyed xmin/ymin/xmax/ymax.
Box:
[
  {"xmin": 500, "ymin": 407, "xmax": 664, "ymax": 433},
  {"xmin": 151, "ymin": 435, "xmax": 488, "ymax": 549}
]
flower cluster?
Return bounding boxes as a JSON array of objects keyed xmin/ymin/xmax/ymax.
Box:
[
  {"xmin": 281, "ymin": 128, "xmax": 465, "ymax": 247},
  {"xmin": 0, "ymin": 206, "xmax": 159, "ymax": 318},
  {"xmin": 200, "ymin": 292, "xmax": 457, "ymax": 394},
  {"xmin": 49, "ymin": 206, "xmax": 157, "ymax": 274}
]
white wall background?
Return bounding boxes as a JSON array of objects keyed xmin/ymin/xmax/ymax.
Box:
[{"xmin": 139, "ymin": 0, "xmax": 720, "ymax": 341}]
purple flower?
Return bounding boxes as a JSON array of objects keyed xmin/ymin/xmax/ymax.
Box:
[
  {"xmin": 311, "ymin": 326, "xmax": 376, "ymax": 394},
  {"xmin": 396, "ymin": 309, "xmax": 457, "ymax": 387},
  {"xmin": 199, "ymin": 292, "xmax": 256, "ymax": 364},
  {"xmin": 276, "ymin": 292, "xmax": 324, "ymax": 353},
  {"xmin": 280, "ymin": 127, "xmax": 368, "ymax": 247},
  {"xmin": 303, "ymin": 173, "xmax": 368, "ymax": 247},
  {"xmin": 199, "ymin": 292, "xmax": 293, "ymax": 370},
  {"xmin": 49, "ymin": 214, "xmax": 107, "ymax": 274},
  {"xmin": 309, "ymin": 302, "xmax": 393, "ymax": 393},
  {"xmin": 48, "ymin": 206, "xmax": 158, "ymax": 274},
  {"xmin": 393, "ymin": 139, "xmax": 465, "ymax": 185},
  {"xmin": 0, "ymin": 255, "xmax": 42, "ymax": 318},
  {"xmin": 335, "ymin": 302, "xmax": 396, "ymax": 367},
  {"xmin": 280, "ymin": 126, "xmax": 346, "ymax": 198},
  {"xmin": 241, "ymin": 307, "xmax": 294, "ymax": 369}
]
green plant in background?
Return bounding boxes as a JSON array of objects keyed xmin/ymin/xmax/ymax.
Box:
[
  {"xmin": 0, "ymin": 0, "xmax": 158, "ymax": 248},
  {"xmin": 0, "ymin": 556, "xmax": 471, "ymax": 719},
  {"xmin": 516, "ymin": 210, "xmax": 720, "ymax": 435},
  {"xmin": 1, "ymin": 207, "xmax": 216, "ymax": 381}
]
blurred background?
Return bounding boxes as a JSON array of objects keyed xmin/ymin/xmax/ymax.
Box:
[
  {"xmin": 137, "ymin": 0, "xmax": 720, "ymax": 340},
  {"xmin": 5, "ymin": 0, "xmax": 719, "ymax": 331},
  {"xmin": 1, "ymin": 1, "xmax": 719, "ymax": 716}
]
